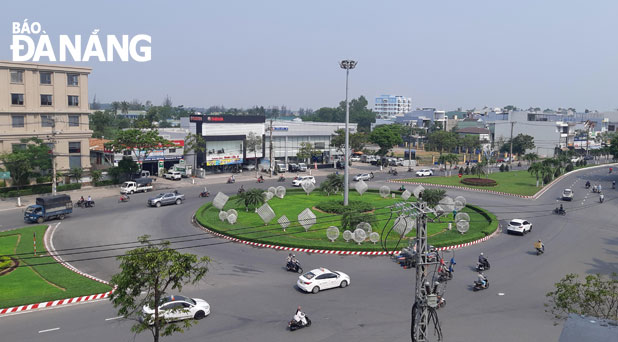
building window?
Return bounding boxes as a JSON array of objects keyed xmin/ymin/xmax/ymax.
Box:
[
  {"xmin": 41, "ymin": 115, "xmax": 53, "ymax": 127},
  {"xmin": 12, "ymin": 115, "xmax": 25, "ymax": 127},
  {"xmin": 67, "ymin": 74, "xmax": 79, "ymax": 86},
  {"xmin": 68, "ymin": 115, "xmax": 79, "ymax": 127},
  {"xmin": 40, "ymin": 72, "xmax": 52, "ymax": 85},
  {"xmin": 609, "ymin": 124, "xmax": 616, "ymax": 132},
  {"xmin": 10, "ymin": 70, "xmax": 23, "ymax": 84},
  {"xmin": 314, "ymin": 142, "xmax": 325, "ymax": 149},
  {"xmin": 68, "ymin": 142, "xmax": 81, "ymax": 154},
  {"xmin": 123, "ymin": 150, "xmax": 131, "ymax": 156},
  {"xmin": 41, "ymin": 94, "xmax": 53, "ymax": 106},
  {"xmin": 12, "ymin": 143, "xmax": 26, "ymax": 152},
  {"xmin": 169, "ymin": 148, "xmax": 176, "ymax": 153},
  {"xmin": 11, "ymin": 93, "xmax": 24, "ymax": 105},
  {"xmin": 68, "ymin": 95, "xmax": 79, "ymax": 107},
  {"xmin": 69, "ymin": 156, "xmax": 81, "ymax": 169}
]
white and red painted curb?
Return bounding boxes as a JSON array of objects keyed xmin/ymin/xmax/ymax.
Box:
[
  {"xmin": 195, "ymin": 217, "xmax": 500, "ymax": 255},
  {"xmin": 390, "ymin": 162, "xmax": 618, "ymax": 200},
  {"xmin": 0, "ymin": 224, "xmax": 114, "ymax": 316}
]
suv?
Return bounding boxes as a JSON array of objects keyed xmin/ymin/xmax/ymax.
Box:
[
  {"xmin": 298, "ymin": 163, "xmax": 308, "ymax": 172},
  {"xmin": 288, "ymin": 163, "xmax": 299, "ymax": 172},
  {"xmin": 165, "ymin": 171, "xmax": 182, "ymax": 180},
  {"xmin": 292, "ymin": 176, "xmax": 316, "ymax": 187},
  {"xmin": 562, "ymin": 189, "xmax": 574, "ymax": 201},
  {"xmin": 148, "ymin": 192, "xmax": 185, "ymax": 207}
]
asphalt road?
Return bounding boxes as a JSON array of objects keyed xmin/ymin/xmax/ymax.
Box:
[{"xmin": 0, "ymin": 167, "xmax": 616, "ymax": 342}]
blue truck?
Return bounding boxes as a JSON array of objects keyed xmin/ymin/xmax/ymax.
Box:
[{"xmin": 24, "ymin": 194, "xmax": 73, "ymax": 224}]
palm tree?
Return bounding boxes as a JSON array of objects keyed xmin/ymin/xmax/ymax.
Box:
[
  {"xmin": 320, "ymin": 173, "xmax": 344, "ymax": 196},
  {"xmin": 235, "ymin": 188, "xmax": 265, "ymax": 212},
  {"xmin": 111, "ymin": 101, "xmax": 120, "ymax": 115},
  {"xmin": 246, "ymin": 132, "xmax": 262, "ymax": 177},
  {"xmin": 523, "ymin": 153, "xmax": 539, "ymax": 165},
  {"xmin": 120, "ymin": 101, "xmax": 129, "ymax": 114},
  {"xmin": 528, "ymin": 162, "xmax": 543, "ymax": 187}
]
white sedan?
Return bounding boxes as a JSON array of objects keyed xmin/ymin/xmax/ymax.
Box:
[
  {"xmin": 297, "ymin": 268, "xmax": 350, "ymax": 294},
  {"xmin": 141, "ymin": 295, "xmax": 210, "ymax": 324},
  {"xmin": 506, "ymin": 219, "xmax": 532, "ymax": 235},
  {"xmin": 353, "ymin": 173, "xmax": 373, "ymax": 181},
  {"xmin": 415, "ymin": 169, "xmax": 433, "ymax": 177}
]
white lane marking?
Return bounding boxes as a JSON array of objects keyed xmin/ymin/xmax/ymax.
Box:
[
  {"xmin": 105, "ymin": 316, "xmax": 123, "ymax": 321},
  {"xmin": 498, "ymin": 293, "xmax": 505, "ymax": 296},
  {"xmin": 38, "ymin": 327, "xmax": 60, "ymax": 333}
]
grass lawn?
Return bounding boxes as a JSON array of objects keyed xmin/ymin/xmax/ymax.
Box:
[
  {"xmin": 400, "ymin": 170, "xmax": 541, "ymax": 196},
  {"xmin": 196, "ymin": 189, "xmax": 497, "ymax": 251},
  {"xmin": 0, "ymin": 225, "xmax": 112, "ymax": 309}
]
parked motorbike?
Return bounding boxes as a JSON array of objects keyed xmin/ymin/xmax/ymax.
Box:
[
  {"xmin": 286, "ymin": 260, "xmax": 303, "ymax": 274},
  {"xmin": 473, "ymin": 279, "xmax": 489, "ymax": 291},
  {"xmin": 288, "ymin": 316, "xmax": 311, "ymax": 331},
  {"xmin": 118, "ymin": 195, "xmax": 130, "ymax": 203},
  {"xmin": 437, "ymin": 269, "xmax": 453, "ymax": 282},
  {"xmin": 278, "ymin": 176, "xmax": 286, "ymax": 182},
  {"xmin": 553, "ymin": 207, "xmax": 566, "ymax": 215},
  {"xmin": 436, "ymin": 295, "xmax": 446, "ymax": 309},
  {"xmin": 199, "ymin": 191, "xmax": 210, "ymax": 198}
]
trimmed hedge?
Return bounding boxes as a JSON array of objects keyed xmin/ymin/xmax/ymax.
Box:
[
  {"xmin": 94, "ymin": 180, "xmax": 118, "ymax": 187},
  {"xmin": 461, "ymin": 178, "xmax": 497, "ymax": 186},
  {"xmin": 315, "ymin": 200, "xmax": 373, "ymax": 214},
  {"xmin": 0, "ymin": 183, "xmax": 81, "ymax": 198}
]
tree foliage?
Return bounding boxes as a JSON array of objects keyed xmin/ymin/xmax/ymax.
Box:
[
  {"xmin": 546, "ymin": 273, "xmax": 618, "ymax": 321},
  {"xmin": 303, "ymin": 96, "xmax": 376, "ymax": 132},
  {"xmin": 369, "ymin": 124, "xmax": 403, "ymax": 156},
  {"xmin": 0, "ymin": 138, "xmax": 52, "ymax": 187},
  {"xmin": 245, "ymin": 132, "xmax": 262, "ymax": 176},
  {"xmin": 109, "ymin": 235, "xmax": 209, "ymax": 342},
  {"xmin": 427, "ymin": 131, "xmax": 458, "ymax": 155},
  {"xmin": 296, "ymin": 142, "xmax": 319, "ymax": 163},
  {"xmin": 500, "ymin": 134, "xmax": 535, "ymax": 157},
  {"xmin": 235, "ymin": 188, "xmax": 266, "ymax": 211},
  {"xmin": 106, "ymin": 129, "xmax": 173, "ymax": 170},
  {"xmin": 330, "ymin": 129, "xmax": 367, "ymax": 153},
  {"xmin": 421, "ymin": 189, "xmax": 446, "ymax": 208},
  {"xmin": 319, "ymin": 173, "xmax": 344, "ymax": 196}
]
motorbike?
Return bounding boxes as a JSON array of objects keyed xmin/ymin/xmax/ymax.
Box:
[
  {"xmin": 237, "ymin": 188, "xmax": 246, "ymax": 195},
  {"xmin": 553, "ymin": 207, "xmax": 566, "ymax": 215},
  {"xmin": 473, "ymin": 279, "xmax": 489, "ymax": 291},
  {"xmin": 257, "ymin": 178, "xmax": 264, "ymax": 183},
  {"xmin": 398, "ymin": 186, "xmax": 406, "ymax": 192},
  {"xmin": 75, "ymin": 200, "xmax": 85, "ymax": 208},
  {"xmin": 288, "ymin": 316, "xmax": 311, "ymax": 331},
  {"xmin": 278, "ymin": 176, "xmax": 286, "ymax": 182},
  {"xmin": 199, "ymin": 191, "xmax": 210, "ymax": 198},
  {"xmin": 227, "ymin": 178, "xmax": 236, "ymax": 184},
  {"xmin": 613, "ymin": 182, "xmax": 616, "ymax": 189},
  {"xmin": 476, "ymin": 260, "xmax": 490, "ymax": 272},
  {"xmin": 286, "ymin": 260, "xmax": 303, "ymax": 274},
  {"xmin": 408, "ymin": 167, "xmax": 413, "ymax": 172},
  {"xmin": 118, "ymin": 195, "xmax": 130, "ymax": 203},
  {"xmin": 84, "ymin": 200, "xmax": 95, "ymax": 208},
  {"xmin": 437, "ymin": 268, "xmax": 453, "ymax": 282},
  {"xmin": 600, "ymin": 194, "xmax": 605, "ymax": 203},
  {"xmin": 536, "ymin": 247, "xmax": 544, "ymax": 256},
  {"xmin": 436, "ymin": 295, "xmax": 446, "ymax": 309}
]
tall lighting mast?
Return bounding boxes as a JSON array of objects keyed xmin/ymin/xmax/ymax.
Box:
[{"xmin": 339, "ymin": 59, "xmax": 357, "ymax": 206}]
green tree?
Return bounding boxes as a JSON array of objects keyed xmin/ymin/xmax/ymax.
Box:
[
  {"xmin": 235, "ymin": 188, "xmax": 266, "ymax": 211},
  {"xmin": 527, "ymin": 162, "xmax": 545, "ymax": 187},
  {"xmin": 500, "ymin": 134, "xmax": 535, "ymax": 159},
  {"xmin": 546, "ymin": 273, "xmax": 618, "ymax": 321},
  {"xmin": 421, "ymin": 189, "xmax": 446, "ymax": 208},
  {"xmin": 460, "ymin": 135, "xmax": 481, "ymax": 162},
  {"xmin": 90, "ymin": 169, "xmax": 103, "ymax": 184},
  {"xmin": 523, "ymin": 152, "xmax": 539, "ymax": 165},
  {"xmin": 609, "ymin": 135, "xmax": 618, "ymax": 159},
  {"xmin": 330, "ymin": 129, "xmax": 367, "ymax": 153},
  {"xmin": 120, "ymin": 101, "xmax": 129, "ymax": 114},
  {"xmin": 70, "ymin": 167, "xmax": 83, "ymax": 183},
  {"xmin": 369, "ymin": 124, "xmax": 403, "ymax": 157},
  {"xmin": 296, "ymin": 142, "xmax": 318, "ymax": 163},
  {"xmin": 245, "ymin": 132, "xmax": 262, "ymax": 177},
  {"xmin": 319, "ymin": 173, "xmax": 344, "ymax": 196},
  {"xmin": 107, "ymin": 129, "xmax": 173, "ymax": 171},
  {"xmin": 109, "ymin": 235, "xmax": 209, "ymax": 342},
  {"xmin": 428, "ymin": 131, "xmax": 458, "ymax": 155},
  {"xmin": 110, "ymin": 157, "xmax": 140, "ymax": 182},
  {"xmin": 303, "ymin": 96, "xmax": 376, "ymax": 132},
  {"xmin": 0, "ymin": 138, "xmax": 52, "ymax": 187},
  {"xmin": 184, "ymin": 133, "xmax": 206, "ymax": 176}
]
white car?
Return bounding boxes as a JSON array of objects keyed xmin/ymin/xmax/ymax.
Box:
[
  {"xmin": 415, "ymin": 169, "xmax": 433, "ymax": 177},
  {"xmin": 353, "ymin": 173, "xmax": 373, "ymax": 181},
  {"xmin": 350, "ymin": 156, "xmax": 361, "ymax": 162},
  {"xmin": 141, "ymin": 295, "xmax": 210, "ymax": 324},
  {"xmin": 506, "ymin": 219, "xmax": 532, "ymax": 235},
  {"xmin": 292, "ymin": 176, "xmax": 316, "ymax": 187},
  {"xmin": 297, "ymin": 268, "xmax": 350, "ymax": 294},
  {"xmin": 165, "ymin": 171, "xmax": 182, "ymax": 180},
  {"xmin": 562, "ymin": 189, "xmax": 574, "ymax": 201}
]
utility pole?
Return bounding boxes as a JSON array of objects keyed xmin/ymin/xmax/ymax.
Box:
[
  {"xmin": 408, "ymin": 126, "xmax": 413, "ymax": 167},
  {"xmin": 340, "ymin": 59, "xmax": 357, "ymax": 206},
  {"xmin": 509, "ymin": 121, "xmax": 514, "ymax": 167},
  {"xmin": 269, "ymin": 119, "xmax": 273, "ymax": 178},
  {"xmin": 51, "ymin": 118, "xmax": 57, "ymax": 195}
]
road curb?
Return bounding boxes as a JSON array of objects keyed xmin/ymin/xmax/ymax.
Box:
[
  {"xmin": 389, "ymin": 162, "xmax": 618, "ymax": 200},
  {"xmin": 193, "ymin": 216, "xmax": 500, "ymax": 255},
  {"xmin": 0, "ymin": 224, "xmax": 114, "ymax": 316}
]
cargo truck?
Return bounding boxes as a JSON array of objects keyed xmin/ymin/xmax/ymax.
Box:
[
  {"xmin": 24, "ymin": 195, "xmax": 73, "ymax": 224},
  {"xmin": 120, "ymin": 177, "xmax": 153, "ymax": 194}
]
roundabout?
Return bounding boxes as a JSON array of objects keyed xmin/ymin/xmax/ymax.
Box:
[{"xmin": 195, "ymin": 188, "xmax": 498, "ymax": 252}]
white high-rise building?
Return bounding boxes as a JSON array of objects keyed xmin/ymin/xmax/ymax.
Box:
[{"xmin": 374, "ymin": 95, "xmax": 412, "ymax": 118}]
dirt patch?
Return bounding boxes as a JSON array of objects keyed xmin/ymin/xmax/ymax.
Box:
[{"xmin": 0, "ymin": 257, "xmax": 19, "ymax": 276}]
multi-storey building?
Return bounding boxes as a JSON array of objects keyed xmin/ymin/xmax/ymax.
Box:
[
  {"xmin": 0, "ymin": 61, "xmax": 92, "ymax": 172},
  {"xmin": 374, "ymin": 95, "xmax": 412, "ymax": 118}
]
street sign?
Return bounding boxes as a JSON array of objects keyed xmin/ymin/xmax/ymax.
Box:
[
  {"xmin": 158, "ymin": 160, "xmax": 164, "ymax": 168},
  {"xmin": 0, "ymin": 171, "xmax": 10, "ymax": 179}
]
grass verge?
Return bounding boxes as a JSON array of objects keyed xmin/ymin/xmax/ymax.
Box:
[
  {"xmin": 196, "ymin": 188, "xmax": 497, "ymax": 251},
  {"xmin": 0, "ymin": 225, "xmax": 112, "ymax": 309}
]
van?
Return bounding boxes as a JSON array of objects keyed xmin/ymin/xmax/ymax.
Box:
[
  {"xmin": 298, "ymin": 163, "xmax": 307, "ymax": 172},
  {"xmin": 276, "ymin": 163, "xmax": 288, "ymax": 173}
]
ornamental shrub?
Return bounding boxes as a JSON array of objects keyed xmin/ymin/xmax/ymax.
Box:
[
  {"xmin": 461, "ymin": 178, "xmax": 497, "ymax": 186},
  {"xmin": 316, "ymin": 200, "xmax": 373, "ymax": 214},
  {"xmin": 565, "ymin": 163, "xmax": 574, "ymax": 172},
  {"xmin": 499, "ymin": 164, "xmax": 505, "ymax": 172}
]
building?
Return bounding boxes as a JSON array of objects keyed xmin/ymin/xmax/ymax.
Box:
[
  {"xmin": 89, "ymin": 138, "xmax": 114, "ymax": 170},
  {"xmin": 374, "ymin": 95, "xmax": 412, "ymax": 118},
  {"xmin": 455, "ymin": 127, "xmax": 492, "ymax": 152},
  {"xmin": 269, "ymin": 120, "xmax": 357, "ymax": 164},
  {"xmin": 394, "ymin": 108, "xmax": 449, "ymax": 130},
  {"xmin": 0, "ymin": 61, "xmax": 92, "ymax": 171}
]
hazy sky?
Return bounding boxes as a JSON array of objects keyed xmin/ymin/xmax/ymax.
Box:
[{"xmin": 2, "ymin": 1, "xmax": 618, "ymax": 111}]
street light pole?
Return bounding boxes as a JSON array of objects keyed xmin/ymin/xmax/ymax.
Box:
[{"xmin": 340, "ymin": 59, "xmax": 357, "ymax": 206}]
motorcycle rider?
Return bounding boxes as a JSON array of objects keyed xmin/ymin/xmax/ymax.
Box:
[
  {"xmin": 534, "ymin": 240, "xmax": 545, "ymax": 253},
  {"xmin": 478, "ymin": 253, "xmax": 489, "ymax": 269},
  {"xmin": 559, "ymin": 204, "xmax": 565, "ymax": 214},
  {"xmin": 87, "ymin": 195, "xmax": 93, "ymax": 207},
  {"xmin": 238, "ymin": 185, "xmax": 245, "ymax": 194},
  {"xmin": 286, "ymin": 253, "xmax": 294, "ymax": 267},
  {"xmin": 477, "ymin": 272, "xmax": 487, "ymax": 288},
  {"xmin": 293, "ymin": 306, "xmax": 307, "ymax": 326},
  {"xmin": 585, "ymin": 180, "xmax": 591, "ymax": 189},
  {"xmin": 600, "ymin": 192, "xmax": 605, "ymax": 203},
  {"xmin": 78, "ymin": 196, "xmax": 85, "ymax": 206},
  {"xmin": 613, "ymin": 181, "xmax": 616, "ymax": 189},
  {"xmin": 399, "ymin": 185, "xmax": 406, "ymax": 192},
  {"xmin": 258, "ymin": 175, "xmax": 264, "ymax": 182}
]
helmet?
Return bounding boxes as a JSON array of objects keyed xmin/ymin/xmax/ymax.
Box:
[
  {"xmin": 289, "ymin": 253, "xmax": 293, "ymax": 257},
  {"xmin": 538, "ymin": 240, "xmax": 541, "ymax": 242},
  {"xmin": 480, "ymin": 252, "xmax": 484, "ymax": 256},
  {"xmin": 292, "ymin": 254, "xmax": 296, "ymax": 257}
]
